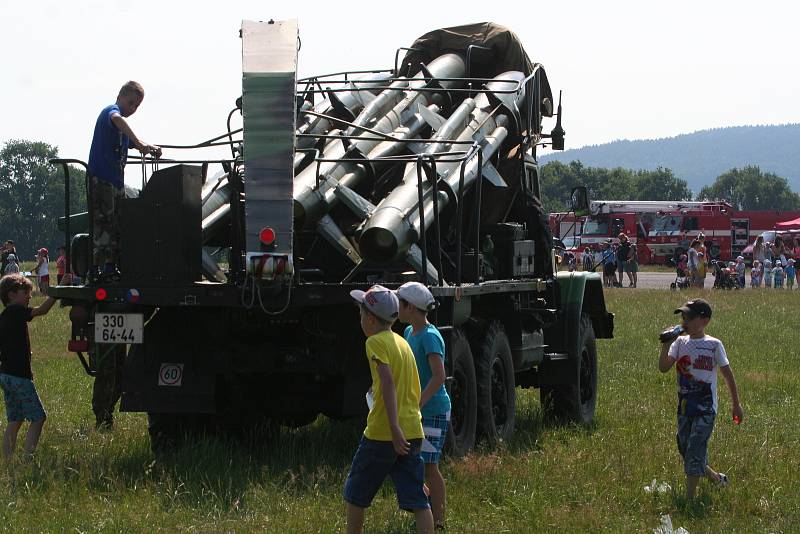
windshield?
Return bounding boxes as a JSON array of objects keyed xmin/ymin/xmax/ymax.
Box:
[
  {"xmin": 562, "ymin": 236, "xmax": 581, "ymax": 248},
  {"xmin": 582, "ymin": 216, "xmax": 609, "ymax": 235},
  {"xmin": 653, "ymin": 215, "xmax": 683, "ymax": 233}
]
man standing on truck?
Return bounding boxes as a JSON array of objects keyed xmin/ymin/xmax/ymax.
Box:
[
  {"xmin": 87, "ymin": 80, "xmax": 161, "ymax": 280},
  {"xmin": 87, "ymin": 81, "xmax": 160, "ymax": 430}
]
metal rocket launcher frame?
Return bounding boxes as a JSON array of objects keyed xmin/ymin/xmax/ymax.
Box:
[{"xmin": 293, "ymin": 60, "xmax": 548, "ymax": 286}]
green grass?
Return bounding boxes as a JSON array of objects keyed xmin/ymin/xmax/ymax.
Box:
[{"xmin": 1, "ymin": 290, "xmax": 799, "ymax": 532}]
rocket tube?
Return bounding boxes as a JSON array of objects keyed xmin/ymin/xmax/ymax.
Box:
[{"xmin": 292, "ymin": 53, "xmax": 466, "ymax": 229}]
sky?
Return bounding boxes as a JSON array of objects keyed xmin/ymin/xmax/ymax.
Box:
[{"xmin": 2, "ymin": 0, "xmax": 800, "ymax": 188}]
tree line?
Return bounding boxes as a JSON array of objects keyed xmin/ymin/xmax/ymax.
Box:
[
  {"xmin": 540, "ymin": 160, "xmax": 800, "ymax": 213},
  {"xmin": 0, "ymin": 140, "xmax": 86, "ymax": 260}
]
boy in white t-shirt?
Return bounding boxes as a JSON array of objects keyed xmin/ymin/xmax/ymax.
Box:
[{"xmin": 658, "ymin": 298, "xmax": 744, "ymax": 500}]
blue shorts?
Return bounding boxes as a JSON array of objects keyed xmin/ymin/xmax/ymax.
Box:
[
  {"xmin": 676, "ymin": 413, "xmax": 715, "ymax": 476},
  {"xmin": 421, "ymin": 411, "xmax": 450, "ymax": 464},
  {"xmin": 0, "ymin": 373, "xmax": 46, "ymax": 422},
  {"xmin": 343, "ymin": 436, "xmax": 429, "ymax": 510}
]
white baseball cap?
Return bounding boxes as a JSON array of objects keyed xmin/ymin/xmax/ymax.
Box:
[
  {"xmin": 396, "ymin": 281, "xmax": 437, "ymax": 312},
  {"xmin": 350, "ymin": 285, "xmax": 399, "ymax": 322}
]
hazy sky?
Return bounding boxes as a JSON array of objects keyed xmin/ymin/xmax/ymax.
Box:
[{"xmin": 2, "ymin": 0, "xmax": 800, "ymax": 187}]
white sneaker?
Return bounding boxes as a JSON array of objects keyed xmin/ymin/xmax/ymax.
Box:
[{"xmin": 717, "ymin": 473, "xmax": 729, "ymax": 487}]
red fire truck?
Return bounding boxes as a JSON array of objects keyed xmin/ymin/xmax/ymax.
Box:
[{"xmin": 551, "ymin": 200, "xmax": 800, "ymax": 265}]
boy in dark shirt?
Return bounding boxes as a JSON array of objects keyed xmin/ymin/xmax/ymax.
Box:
[{"xmin": 0, "ymin": 273, "xmax": 58, "ymax": 458}]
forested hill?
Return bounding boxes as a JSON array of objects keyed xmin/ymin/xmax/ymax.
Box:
[{"xmin": 539, "ymin": 124, "xmax": 800, "ymax": 194}]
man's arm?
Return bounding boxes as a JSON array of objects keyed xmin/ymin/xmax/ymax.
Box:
[
  {"xmin": 719, "ymin": 364, "xmax": 744, "ymax": 422},
  {"xmin": 31, "ymin": 296, "xmax": 57, "ymax": 318},
  {"xmin": 376, "ymin": 361, "xmax": 410, "ymax": 455},
  {"xmin": 658, "ymin": 342, "xmax": 675, "ymax": 373},
  {"xmin": 419, "ymin": 353, "xmax": 446, "ymax": 408},
  {"xmin": 110, "ymin": 114, "xmax": 162, "ymax": 157}
]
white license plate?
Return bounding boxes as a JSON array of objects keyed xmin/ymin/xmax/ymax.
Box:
[{"xmin": 94, "ymin": 313, "xmax": 143, "ymax": 344}]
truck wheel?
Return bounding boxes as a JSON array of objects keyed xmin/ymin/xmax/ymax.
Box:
[
  {"xmin": 475, "ymin": 321, "xmax": 516, "ymax": 444},
  {"xmin": 444, "ymin": 328, "xmax": 477, "ymax": 458},
  {"xmin": 540, "ymin": 314, "xmax": 598, "ymax": 424}
]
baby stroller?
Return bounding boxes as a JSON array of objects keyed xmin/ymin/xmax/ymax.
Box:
[
  {"xmin": 670, "ymin": 267, "xmax": 691, "ymax": 290},
  {"xmin": 670, "ymin": 254, "xmax": 691, "ymax": 290},
  {"xmin": 711, "ymin": 260, "xmax": 738, "ymax": 290}
]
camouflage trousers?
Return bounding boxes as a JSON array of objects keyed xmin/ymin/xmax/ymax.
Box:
[
  {"xmin": 92, "ymin": 177, "xmax": 125, "ymax": 267},
  {"xmin": 90, "ymin": 344, "xmax": 126, "ymax": 427}
]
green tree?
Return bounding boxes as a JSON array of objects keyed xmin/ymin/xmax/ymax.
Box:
[
  {"xmin": 0, "ymin": 140, "xmax": 87, "ymax": 260},
  {"xmin": 697, "ymin": 166, "xmax": 800, "ymax": 210},
  {"xmin": 539, "ymin": 161, "xmax": 692, "ymax": 212}
]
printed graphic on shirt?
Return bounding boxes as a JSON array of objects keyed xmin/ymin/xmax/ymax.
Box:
[{"xmin": 669, "ymin": 335, "xmax": 729, "ymax": 416}]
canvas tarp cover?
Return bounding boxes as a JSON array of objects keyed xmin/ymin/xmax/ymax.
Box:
[{"xmin": 401, "ymin": 22, "xmax": 553, "ymax": 116}]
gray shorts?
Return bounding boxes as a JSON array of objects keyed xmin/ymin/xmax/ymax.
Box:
[{"xmin": 676, "ymin": 413, "xmax": 715, "ymax": 476}]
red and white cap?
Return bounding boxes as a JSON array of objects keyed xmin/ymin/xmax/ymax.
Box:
[{"xmin": 350, "ymin": 285, "xmax": 399, "ymax": 322}]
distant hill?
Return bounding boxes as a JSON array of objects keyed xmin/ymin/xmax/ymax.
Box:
[{"xmin": 539, "ymin": 124, "xmax": 800, "ymax": 194}]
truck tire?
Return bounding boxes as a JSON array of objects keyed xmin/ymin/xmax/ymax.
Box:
[
  {"xmin": 444, "ymin": 328, "xmax": 477, "ymax": 458},
  {"xmin": 147, "ymin": 413, "xmax": 205, "ymax": 454},
  {"xmin": 475, "ymin": 321, "xmax": 516, "ymax": 444},
  {"xmin": 540, "ymin": 314, "xmax": 597, "ymax": 424}
]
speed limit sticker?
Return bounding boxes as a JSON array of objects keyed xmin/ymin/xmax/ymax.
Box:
[{"xmin": 158, "ymin": 364, "xmax": 184, "ymax": 386}]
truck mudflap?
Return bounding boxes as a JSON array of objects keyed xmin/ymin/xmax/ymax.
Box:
[{"xmin": 119, "ymin": 322, "xmax": 218, "ymax": 414}]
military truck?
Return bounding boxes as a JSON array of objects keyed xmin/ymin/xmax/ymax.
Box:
[{"xmin": 50, "ymin": 20, "xmax": 613, "ymax": 454}]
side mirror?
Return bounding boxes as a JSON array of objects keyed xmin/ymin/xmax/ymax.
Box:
[{"xmin": 570, "ymin": 186, "xmax": 589, "ymax": 216}]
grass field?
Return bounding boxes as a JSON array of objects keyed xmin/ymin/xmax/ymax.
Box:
[{"xmin": 1, "ymin": 289, "xmax": 798, "ymax": 532}]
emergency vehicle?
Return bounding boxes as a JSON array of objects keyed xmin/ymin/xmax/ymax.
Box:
[{"xmin": 551, "ymin": 200, "xmax": 800, "ymax": 265}]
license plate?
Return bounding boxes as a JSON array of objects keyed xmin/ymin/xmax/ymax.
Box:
[{"xmin": 94, "ymin": 313, "xmax": 143, "ymax": 344}]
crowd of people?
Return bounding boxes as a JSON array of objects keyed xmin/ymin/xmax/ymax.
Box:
[
  {"xmin": 561, "ymin": 233, "xmax": 640, "ymax": 288},
  {"xmin": 0, "ymin": 241, "xmax": 68, "ymax": 295},
  {"xmin": 677, "ymin": 234, "xmax": 800, "ymax": 290}
]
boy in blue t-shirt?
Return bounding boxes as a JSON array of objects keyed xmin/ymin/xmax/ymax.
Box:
[
  {"xmin": 87, "ymin": 81, "xmax": 162, "ymax": 277},
  {"xmin": 396, "ymin": 282, "xmax": 451, "ymax": 530},
  {"xmin": 785, "ymin": 259, "xmax": 796, "ymax": 289}
]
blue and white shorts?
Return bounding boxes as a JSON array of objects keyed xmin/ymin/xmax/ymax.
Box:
[
  {"xmin": 0, "ymin": 373, "xmax": 46, "ymax": 422},
  {"xmin": 421, "ymin": 411, "xmax": 450, "ymax": 464}
]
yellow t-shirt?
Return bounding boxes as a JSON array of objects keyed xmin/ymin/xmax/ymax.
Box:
[{"xmin": 363, "ymin": 330, "xmax": 424, "ymax": 441}]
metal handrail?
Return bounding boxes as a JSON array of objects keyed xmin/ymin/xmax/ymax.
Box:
[{"xmin": 48, "ymin": 158, "xmax": 90, "ymax": 281}]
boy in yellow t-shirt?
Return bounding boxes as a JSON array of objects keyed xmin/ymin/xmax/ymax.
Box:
[{"xmin": 344, "ymin": 285, "xmax": 433, "ymax": 534}]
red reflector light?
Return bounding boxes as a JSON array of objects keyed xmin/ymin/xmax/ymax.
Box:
[
  {"xmin": 259, "ymin": 227, "xmax": 276, "ymax": 246},
  {"xmin": 95, "ymin": 288, "xmax": 107, "ymax": 301},
  {"xmin": 68, "ymin": 339, "xmax": 89, "ymax": 352}
]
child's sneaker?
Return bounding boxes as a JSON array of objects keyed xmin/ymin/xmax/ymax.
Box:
[{"xmin": 716, "ymin": 473, "xmax": 729, "ymax": 487}]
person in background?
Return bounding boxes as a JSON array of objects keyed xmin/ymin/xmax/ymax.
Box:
[
  {"xmin": 55, "ymin": 246, "xmax": 67, "ymax": 285},
  {"xmin": 581, "ymin": 247, "xmax": 594, "ymax": 272},
  {"xmin": 601, "ymin": 241, "xmax": 616, "ymax": 288},
  {"xmin": 4, "ymin": 254, "xmax": 20, "ymax": 275},
  {"xmin": 616, "ymin": 233, "xmax": 631, "ymax": 288},
  {"xmin": 626, "ymin": 240, "xmax": 639, "ymax": 288},
  {"xmin": 763, "ymin": 259, "xmax": 773, "ymax": 288},
  {"xmin": 734, "ymin": 256, "xmax": 746, "ymax": 289},
  {"xmin": 687, "ymin": 240, "xmax": 701, "ymax": 288},
  {"xmin": 1, "ymin": 241, "xmax": 16, "ymax": 275},
  {"xmin": 773, "ymin": 260, "xmax": 785, "ymax": 289},
  {"xmin": 752, "ymin": 235, "xmax": 767, "ymax": 269},
  {"xmin": 34, "ymin": 248, "xmax": 50, "ymax": 295},
  {"xmin": 785, "ymin": 259, "xmax": 796, "ymax": 290},
  {"xmin": 750, "ymin": 260, "xmax": 762, "ymax": 288}
]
